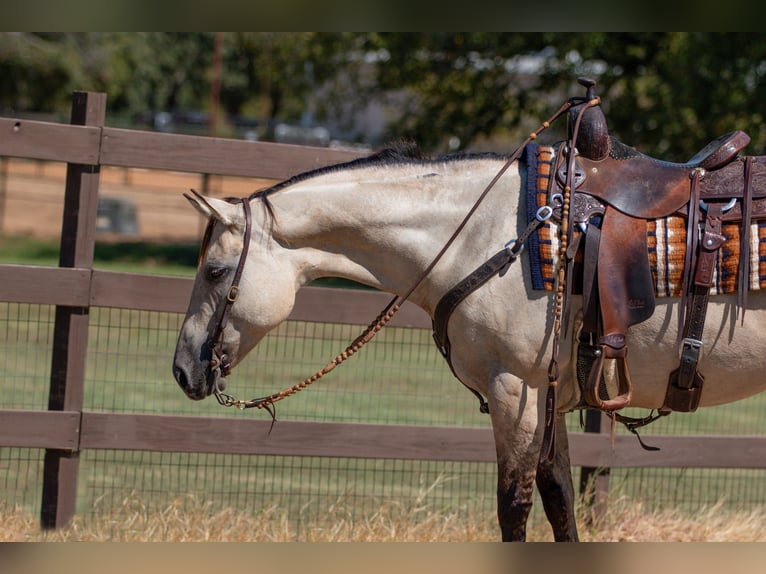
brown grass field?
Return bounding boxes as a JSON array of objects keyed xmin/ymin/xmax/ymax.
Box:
[{"xmin": 2, "ymin": 495, "xmax": 766, "ymax": 542}]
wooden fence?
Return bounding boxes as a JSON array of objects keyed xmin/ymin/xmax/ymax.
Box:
[{"xmin": 2, "ymin": 92, "xmax": 766, "ymax": 530}]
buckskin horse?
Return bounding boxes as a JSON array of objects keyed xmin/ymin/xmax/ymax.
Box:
[{"xmin": 173, "ymin": 80, "xmax": 766, "ymax": 541}]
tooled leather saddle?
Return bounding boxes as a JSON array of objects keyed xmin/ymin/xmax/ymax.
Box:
[
  {"xmin": 432, "ymin": 78, "xmax": 766, "ymax": 424},
  {"xmin": 553, "ymin": 79, "xmax": 766, "ymax": 415}
]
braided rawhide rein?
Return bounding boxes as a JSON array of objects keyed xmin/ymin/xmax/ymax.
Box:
[{"xmin": 214, "ymin": 300, "xmax": 401, "ymax": 415}]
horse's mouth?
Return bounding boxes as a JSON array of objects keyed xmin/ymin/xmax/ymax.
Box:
[
  {"xmin": 203, "ymin": 363, "xmax": 228, "ymax": 398},
  {"xmin": 172, "ymin": 362, "xmax": 225, "ymax": 401}
]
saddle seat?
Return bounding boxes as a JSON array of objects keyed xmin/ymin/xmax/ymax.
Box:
[{"xmin": 563, "ymin": 131, "xmax": 753, "ymax": 221}]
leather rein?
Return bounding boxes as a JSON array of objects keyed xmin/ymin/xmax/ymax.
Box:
[{"xmin": 203, "ymin": 95, "xmax": 593, "ymax": 433}]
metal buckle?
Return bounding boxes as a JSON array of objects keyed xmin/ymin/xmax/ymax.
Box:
[
  {"xmin": 699, "ymin": 197, "xmax": 737, "ymax": 214},
  {"xmin": 504, "ymin": 239, "xmax": 524, "ymax": 255},
  {"xmin": 226, "ymin": 285, "xmax": 240, "ymax": 302},
  {"xmin": 680, "ymin": 337, "xmax": 703, "ymax": 358},
  {"xmin": 536, "ymin": 205, "xmax": 554, "ymax": 222}
]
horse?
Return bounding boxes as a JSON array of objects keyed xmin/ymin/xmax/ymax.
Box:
[{"xmin": 172, "ymin": 143, "xmax": 766, "ymax": 541}]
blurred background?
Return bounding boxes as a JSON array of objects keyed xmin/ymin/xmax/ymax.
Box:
[
  {"xmin": 4, "ymin": 32, "xmax": 766, "ymax": 157},
  {"xmin": 3, "ymin": 32, "xmax": 766, "ymax": 250}
]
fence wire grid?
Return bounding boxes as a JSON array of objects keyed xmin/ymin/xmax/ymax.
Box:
[{"xmin": 2, "ymin": 301, "xmax": 766, "ymax": 538}]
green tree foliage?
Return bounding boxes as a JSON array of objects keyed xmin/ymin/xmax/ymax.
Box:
[
  {"xmin": 358, "ymin": 32, "xmax": 563, "ymax": 151},
  {"xmin": 221, "ymin": 33, "xmax": 358, "ymax": 121},
  {"xmin": 0, "ymin": 32, "xmax": 215, "ymax": 117},
  {"xmin": 559, "ymin": 33, "xmax": 766, "ymax": 160},
  {"xmin": 2, "ymin": 33, "xmax": 766, "ymax": 157},
  {"xmin": 0, "ymin": 33, "xmax": 78, "ymax": 114}
]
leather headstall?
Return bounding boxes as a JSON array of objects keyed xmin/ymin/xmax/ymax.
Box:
[{"xmin": 206, "ymin": 198, "xmax": 253, "ymax": 381}]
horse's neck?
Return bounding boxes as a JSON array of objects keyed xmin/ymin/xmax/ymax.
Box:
[{"xmin": 264, "ymin": 159, "xmax": 522, "ymax": 307}]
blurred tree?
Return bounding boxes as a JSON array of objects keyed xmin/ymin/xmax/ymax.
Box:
[
  {"xmin": 550, "ymin": 33, "xmax": 766, "ymax": 160},
  {"xmin": 357, "ymin": 32, "xmax": 562, "ymax": 151},
  {"xmin": 0, "ymin": 32, "xmax": 77, "ymax": 114},
  {"xmin": 3, "ymin": 32, "xmax": 766, "ymax": 157},
  {"xmin": 220, "ymin": 33, "xmax": 358, "ymax": 130},
  {"xmin": 360, "ymin": 32, "xmax": 766, "ymax": 156},
  {"xmin": 77, "ymin": 32, "xmax": 214, "ymax": 113}
]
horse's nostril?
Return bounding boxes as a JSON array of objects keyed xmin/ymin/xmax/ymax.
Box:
[{"xmin": 173, "ymin": 365, "xmax": 189, "ymax": 390}]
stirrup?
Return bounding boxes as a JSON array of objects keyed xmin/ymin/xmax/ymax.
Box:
[{"xmin": 584, "ymin": 343, "xmax": 632, "ymax": 411}]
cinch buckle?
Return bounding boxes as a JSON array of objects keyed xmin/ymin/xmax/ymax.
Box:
[
  {"xmin": 680, "ymin": 337, "xmax": 703, "ymax": 359},
  {"xmin": 227, "ymin": 285, "xmax": 240, "ymax": 302}
]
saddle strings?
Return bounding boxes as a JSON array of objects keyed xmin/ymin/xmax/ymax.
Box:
[{"xmin": 214, "ymin": 99, "xmax": 582, "ymax": 414}]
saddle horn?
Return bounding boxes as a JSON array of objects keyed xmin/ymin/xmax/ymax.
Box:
[{"xmin": 568, "ymin": 77, "xmax": 610, "ymax": 161}]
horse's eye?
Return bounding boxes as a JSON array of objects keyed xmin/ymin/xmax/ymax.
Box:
[{"xmin": 206, "ymin": 266, "xmax": 228, "ymax": 281}]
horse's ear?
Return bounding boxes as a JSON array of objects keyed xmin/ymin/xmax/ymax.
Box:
[{"xmin": 183, "ymin": 189, "xmax": 237, "ymax": 227}]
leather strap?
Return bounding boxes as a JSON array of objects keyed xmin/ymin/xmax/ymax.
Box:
[
  {"xmin": 581, "ymin": 222, "xmax": 601, "ymax": 333},
  {"xmin": 207, "ymin": 199, "xmax": 253, "ymax": 377},
  {"xmin": 738, "ymin": 156, "xmax": 755, "ymax": 321},
  {"xmin": 664, "ymin": 202, "xmax": 724, "ymax": 411},
  {"xmin": 679, "ymin": 169, "xmax": 704, "ymax": 338},
  {"xmin": 432, "ymin": 247, "xmax": 516, "ymax": 363},
  {"xmin": 431, "ymin": 215, "xmax": 550, "ymax": 413},
  {"xmin": 431, "ymin": 247, "xmax": 516, "ymax": 414}
]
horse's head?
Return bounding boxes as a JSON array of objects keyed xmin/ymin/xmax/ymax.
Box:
[{"xmin": 172, "ymin": 191, "xmax": 298, "ymax": 401}]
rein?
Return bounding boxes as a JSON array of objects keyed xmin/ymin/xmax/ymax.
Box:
[{"xmin": 207, "ymin": 89, "xmax": 597, "ymax": 434}]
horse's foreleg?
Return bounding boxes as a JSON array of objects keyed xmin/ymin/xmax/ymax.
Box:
[
  {"xmin": 496, "ymin": 456, "xmax": 537, "ymax": 541},
  {"xmin": 488, "ymin": 374, "xmax": 540, "ymax": 542},
  {"xmin": 535, "ymin": 414, "xmax": 579, "ymax": 541}
]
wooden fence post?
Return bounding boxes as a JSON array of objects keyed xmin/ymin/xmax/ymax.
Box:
[
  {"xmin": 40, "ymin": 91, "xmax": 106, "ymax": 529},
  {"xmin": 578, "ymin": 409, "xmax": 611, "ymax": 525},
  {"xmin": 0, "ymin": 156, "xmax": 7, "ymax": 231}
]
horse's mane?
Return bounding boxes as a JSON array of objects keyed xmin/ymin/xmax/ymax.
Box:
[{"xmin": 246, "ymin": 140, "xmax": 506, "ymax": 202}]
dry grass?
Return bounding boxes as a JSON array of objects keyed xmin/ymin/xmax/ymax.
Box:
[
  {"xmin": 0, "ymin": 494, "xmax": 496, "ymax": 542},
  {"xmin": 576, "ymin": 497, "xmax": 766, "ymax": 542},
  {"xmin": 3, "ymin": 494, "xmax": 766, "ymax": 542}
]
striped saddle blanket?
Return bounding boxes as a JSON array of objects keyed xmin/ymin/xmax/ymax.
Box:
[{"xmin": 524, "ymin": 143, "xmax": 766, "ymax": 297}]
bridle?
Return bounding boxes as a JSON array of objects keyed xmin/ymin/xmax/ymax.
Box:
[
  {"xmin": 199, "ymin": 82, "xmax": 600, "ymax": 456},
  {"xmin": 206, "ymin": 198, "xmax": 252, "ymax": 385}
]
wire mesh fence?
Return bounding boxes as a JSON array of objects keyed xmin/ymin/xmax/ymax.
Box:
[{"xmin": 2, "ymin": 299, "xmax": 766, "ymax": 537}]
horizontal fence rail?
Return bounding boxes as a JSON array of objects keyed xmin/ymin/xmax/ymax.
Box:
[
  {"xmin": 0, "ymin": 117, "xmax": 101, "ymax": 164},
  {"xmin": 2, "ymin": 91, "xmax": 766, "ymax": 532},
  {"xmin": 5, "ymin": 409, "xmax": 766, "ymax": 469},
  {"xmin": 99, "ymin": 127, "xmax": 364, "ymax": 178},
  {"xmin": 2, "ymin": 117, "xmax": 362, "ymax": 179}
]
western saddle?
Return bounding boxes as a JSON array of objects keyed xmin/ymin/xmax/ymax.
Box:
[{"xmin": 556, "ymin": 78, "xmax": 766, "ymax": 416}]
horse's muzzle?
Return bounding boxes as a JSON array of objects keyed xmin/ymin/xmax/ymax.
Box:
[{"xmin": 172, "ymin": 361, "xmax": 223, "ymax": 401}]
